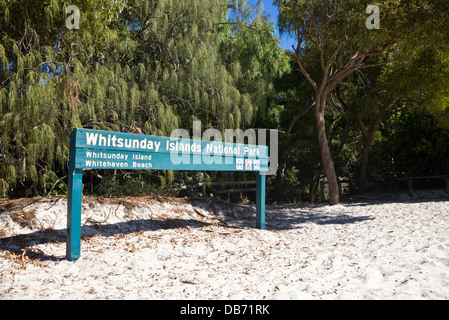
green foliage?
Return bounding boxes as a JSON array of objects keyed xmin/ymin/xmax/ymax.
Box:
[
  {"xmin": 273, "ymin": 0, "xmax": 449, "ymax": 199},
  {"xmin": 1, "ymin": 0, "xmax": 448, "ymax": 202},
  {"xmin": 91, "ymin": 171, "xmax": 184, "ymax": 197},
  {"xmin": 0, "ymin": 178, "xmax": 8, "ymax": 198},
  {"xmin": 0, "ymin": 0, "xmax": 287, "ymax": 198},
  {"xmin": 377, "ymin": 47, "xmax": 449, "ymax": 126},
  {"xmin": 267, "ymin": 54, "xmax": 322, "ymax": 202},
  {"xmin": 333, "ymin": 43, "xmax": 449, "ymax": 189},
  {"xmin": 371, "ymin": 111, "xmax": 449, "ymax": 178}
]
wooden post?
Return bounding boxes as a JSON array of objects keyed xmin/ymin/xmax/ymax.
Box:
[
  {"xmin": 444, "ymin": 177, "xmax": 449, "ymax": 195},
  {"xmin": 67, "ymin": 129, "xmax": 83, "ymax": 261},
  {"xmin": 256, "ymin": 173, "xmax": 266, "ymax": 230}
]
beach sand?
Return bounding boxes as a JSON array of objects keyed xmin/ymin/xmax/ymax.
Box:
[{"xmin": 1, "ymin": 191, "xmax": 448, "ymax": 300}]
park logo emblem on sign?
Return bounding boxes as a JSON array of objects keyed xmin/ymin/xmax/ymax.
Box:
[
  {"xmin": 245, "ymin": 159, "xmax": 252, "ymax": 170},
  {"xmin": 254, "ymin": 160, "xmax": 261, "ymax": 170},
  {"xmin": 236, "ymin": 158, "xmax": 244, "ymax": 170}
]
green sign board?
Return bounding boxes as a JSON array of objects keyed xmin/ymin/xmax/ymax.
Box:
[{"xmin": 67, "ymin": 129, "xmax": 268, "ymax": 261}]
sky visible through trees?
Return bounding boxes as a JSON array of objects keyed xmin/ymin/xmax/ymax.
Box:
[{"xmin": 248, "ymin": 0, "xmax": 296, "ymax": 51}]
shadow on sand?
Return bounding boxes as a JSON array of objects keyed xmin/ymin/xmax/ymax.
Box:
[
  {"xmin": 0, "ymin": 200, "xmax": 390, "ymax": 262},
  {"xmin": 0, "ymin": 218, "xmax": 212, "ymax": 262},
  {"xmin": 266, "ymin": 205, "xmax": 373, "ymax": 230}
]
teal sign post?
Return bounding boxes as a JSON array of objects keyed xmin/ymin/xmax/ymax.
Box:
[{"xmin": 67, "ymin": 128, "xmax": 269, "ymax": 261}]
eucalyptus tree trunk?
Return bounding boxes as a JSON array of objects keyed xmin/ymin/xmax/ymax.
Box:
[
  {"xmin": 315, "ymin": 92, "xmax": 340, "ymax": 205},
  {"xmin": 359, "ymin": 138, "xmax": 373, "ymax": 193},
  {"xmin": 357, "ymin": 105, "xmax": 389, "ymax": 193}
]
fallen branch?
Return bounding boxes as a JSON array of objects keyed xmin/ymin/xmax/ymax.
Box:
[{"xmin": 47, "ymin": 175, "xmax": 68, "ymax": 195}]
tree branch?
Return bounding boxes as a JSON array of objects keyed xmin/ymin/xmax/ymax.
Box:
[
  {"xmin": 364, "ymin": 42, "xmax": 397, "ymax": 57},
  {"xmin": 326, "ymin": 42, "xmax": 342, "ymax": 70},
  {"xmin": 281, "ymin": 101, "xmax": 316, "ymax": 137},
  {"xmin": 357, "ymin": 116, "xmax": 369, "ymax": 140},
  {"xmin": 325, "ymin": 64, "xmax": 359, "ymax": 95},
  {"xmin": 296, "ymin": 54, "xmax": 318, "ymax": 90},
  {"xmin": 358, "ymin": 58, "xmax": 399, "ymax": 70}
]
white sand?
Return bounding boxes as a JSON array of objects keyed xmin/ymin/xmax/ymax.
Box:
[{"xmin": 1, "ymin": 191, "xmax": 449, "ymax": 300}]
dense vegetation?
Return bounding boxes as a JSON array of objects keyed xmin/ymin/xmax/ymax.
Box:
[{"xmin": 1, "ymin": 0, "xmax": 448, "ymax": 203}]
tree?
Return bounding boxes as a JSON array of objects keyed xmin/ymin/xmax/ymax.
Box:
[
  {"xmin": 219, "ymin": 4, "xmax": 290, "ymax": 127},
  {"xmin": 275, "ymin": 0, "xmax": 449, "ymax": 205},
  {"xmin": 0, "ymin": 0, "xmax": 288, "ymax": 197},
  {"xmin": 0, "ymin": 0, "xmax": 128, "ymax": 197},
  {"xmin": 371, "ymin": 111, "xmax": 449, "ymax": 181},
  {"xmin": 339, "ymin": 46, "xmax": 449, "ymax": 191},
  {"xmin": 270, "ymin": 51, "xmax": 323, "ymax": 202}
]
